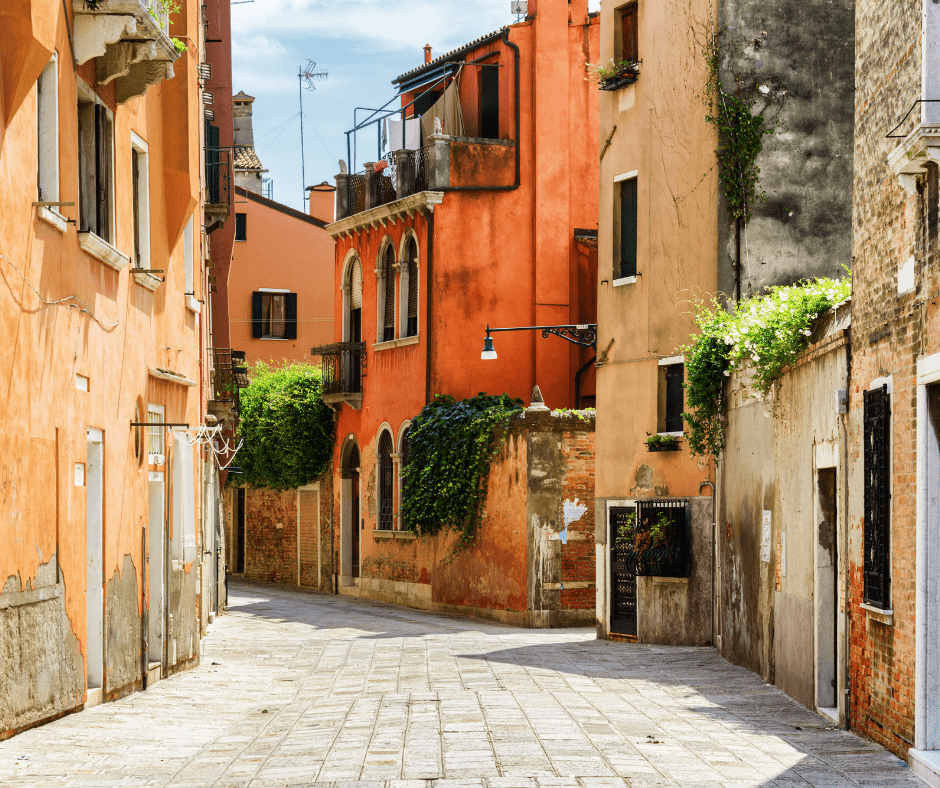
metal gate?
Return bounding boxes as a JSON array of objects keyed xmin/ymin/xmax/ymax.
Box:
[
  {"xmin": 610, "ymin": 506, "xmax": 638, "ymax": 636},
  {"xmin": 863, "ymin": 385, "xmax": 891, "ymax": 608}
]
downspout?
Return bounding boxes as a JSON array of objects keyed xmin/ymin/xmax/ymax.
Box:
[
  {"xmin": 437, "ymin": 27, "xmax": 521, "ymax": 194},
  {"xmin": 840, "ymin": 321, "xmax": 852, "ymax": 731},
  {"xmin": 425, "ymin": 211, "xmax": 435, "ymax": 404}
]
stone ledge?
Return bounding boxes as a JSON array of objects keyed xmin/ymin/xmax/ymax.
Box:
[
  {"xmin": 79, "ymin": 232, "xmax": 130, "ymax": 271},
  {"xmin": 860, "ymin": 602, "xmax": 894, "ymax": 626},
  {"xmin": 133, "ymin": 270, "xmax": 162, "ymax": 291},
  {"xmin": 910, "ymin": 749, "xmax": 940, "ymax": 787},
  {"xmin": 38, "ymin": 206, "xmax": 68, "ymax": 233}
]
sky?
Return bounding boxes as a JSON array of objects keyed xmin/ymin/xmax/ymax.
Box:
[{"xmin": 231, "ymin": 0, "xmax": 599, "ymax": 213}]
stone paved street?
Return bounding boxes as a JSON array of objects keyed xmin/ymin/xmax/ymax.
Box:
[{"xmin": 0, "ymin": 580, "xmax": 919, "ymax": 788}]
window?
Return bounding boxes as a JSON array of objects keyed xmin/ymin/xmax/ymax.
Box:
[
  {"xmin": 378, "ymin": 431, "xmax": 394, "ymax": 531},
  {"xmin": 251, "ymin": 290, "xmax": 298, "ymax": 339},
  {"xmin": 405, "ymin": 238, "xmax": 419, "ymax": 337},
  {"xmin": 619, "ymin": 4, "xmax": 639, "ymax": 64},
  {"xmin": 863, "ymin": 385, "xmax": 891, "ymax": 608},
  {"xmin": 37, "ymin": 55, "xmax": 58, "ymax": 203},
  {"xmin": 479, "ymin": 65, "xmax": 500, "ymax": 140},
  {"xmin": 235, "ymin": 212, "xmax": 247, "ymax": 241},
  {"xmin": 131, "ymin": 135, "xmax": 150, "ymax": 269},
  {"xmin": 184, "ymin": 217, "xmax": 195, "ymax": 296},
  {"xmin": 659, "ymin": 361, "xmax": 684, "ymax": 433},
  {"xmin": 347, "ymin": 258, "xmax": 363, "ymax": 343},
  {"xmin": 615, "ymin": 174, "xmax": 638, "ymax": 280},
  {"xmin": 77, "ymin": 86, "xmax": 114, "ymax": 242},
  {"xmin": 148, "ymin": 404, "xmax": 165, "ymax": 464},
  {"xmin": 381, "ymin": 244, "xmax": 396, "ymax": 342},
  {"xmin": 398, "ymin": 423, "xmax": 411, "ymax": 529}
]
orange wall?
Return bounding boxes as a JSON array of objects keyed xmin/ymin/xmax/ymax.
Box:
[
  {"xmin": 0, "ymin": 0, "xmax": 205, "ymax": 707},
  {"xmin": 229, "ymin": 188, "xmax": 335, "ymax": 365}
]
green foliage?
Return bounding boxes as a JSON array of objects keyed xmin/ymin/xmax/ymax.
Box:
[
  {"xmin": 703, "ymin": 26, "xmax": 780, "ymax": 223},
  {"xmin": 234, "ymin": 362, "xmax": 335, "ymax": 490},
  {"xmin": 585, "ymin": 59, "xmax": 636, "ymax": 85},
  {"xmin": 613, "ymin": 510, "xmax": 672, "ymax": 551},
  {"xmin": 400, "ymin": 393, "xmax": 524, "ymax": 553},
  {"xmin": 551, "ymin": 408, "xmax": 596, "ymax": 420},
  {"xmin": 172, "ymin": 37, "xmax": 188, "ymax": 54},
  {"xmin": 682, "ymin": 277, "xmax": 852, "ymax": 457},
  {"xmin": 645, "ymin": 434, "xmax": 679, "ymax": 448}
]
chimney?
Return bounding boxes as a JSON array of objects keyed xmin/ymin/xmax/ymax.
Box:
[
  {"xmin": 424, "ymin": 44, "xmax": 433, "ymax": 63},
  {"xmin": 232, "ymin": 90, "xmax": 256, "ymax": 146},
  {"xmin": 307, "ymin": 182, "xmax": 336, "ymax": 224}
]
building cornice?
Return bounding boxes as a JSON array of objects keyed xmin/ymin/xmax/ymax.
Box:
[
  {"xmin": 887, "ymin": 124, "xmax": 940, "ymax": 195},
  {"xmin": 325, "ymin": 191, "xmax": 444, "ymax": 239}
]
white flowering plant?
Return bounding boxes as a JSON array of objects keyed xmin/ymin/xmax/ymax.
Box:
[{"xmin": 682, "ymin": 276, "xmax": 851, "ymax": 457}]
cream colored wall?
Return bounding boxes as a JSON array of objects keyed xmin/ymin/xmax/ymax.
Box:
[{"xmin": 595, "ymin": 0, "xmax": 718, "ymax": 500}]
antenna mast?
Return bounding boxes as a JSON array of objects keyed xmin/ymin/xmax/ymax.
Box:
[{"xmin": 298, "ymin": 59, "xmax": 328, "ymax": 205}]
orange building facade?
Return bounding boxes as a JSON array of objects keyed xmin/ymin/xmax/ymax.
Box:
[
  {"xmin": 317, "ymin": 0, "xmax": 600, "ymax": 622},
  {"xmin": 0, "ymin": 0, "xmax": 227, "ymax": 736}
]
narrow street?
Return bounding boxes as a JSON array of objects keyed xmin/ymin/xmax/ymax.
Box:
[{"xmin": 0, "ymin": 581, "xmax": 917, "ymax": 788}]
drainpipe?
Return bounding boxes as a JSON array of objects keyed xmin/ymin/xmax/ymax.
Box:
[
  {"xmin": 141, "ymin": 525, "xmax": 148, "ymax": 689},
  {"xmin": 699, "ymin": 479, "xmax": 717, "ymax": 648},
  {"xmin": 437, "ymin": 27, "xmax": 521, "ymax": 194},
  {"xmin": 425, "ymin": 211, "xmax": 435, "ymax": 404},
  {"xmin": 840, "ymin": 323, "xmax": 852, "ymax": 731}
]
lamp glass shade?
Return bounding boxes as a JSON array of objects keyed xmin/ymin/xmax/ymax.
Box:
[{"xmin": 481, "ymin": 335, "xmax": 497, "ymax": 360}]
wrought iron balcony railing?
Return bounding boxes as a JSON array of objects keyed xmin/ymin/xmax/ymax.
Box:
[
  {"xmin": 211, "ymin": 348, "xmax": 247, "ymax": 405},
  {"xmin": 311, "ymin": 342, "xmax": 365, "ymax": 402},
  {"xmin": 205, "ymin": 148, "xmax": 232, "ymax": 208}
]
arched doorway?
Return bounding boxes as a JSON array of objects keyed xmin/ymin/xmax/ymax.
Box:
[{"xmin": 341, "ymin": 439, "xmax": 361, "ymax": 581}]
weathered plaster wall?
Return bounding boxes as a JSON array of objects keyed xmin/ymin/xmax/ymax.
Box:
[{"xmin": 716, "ymin": 0, "xmax": 855, "ymax": 298}]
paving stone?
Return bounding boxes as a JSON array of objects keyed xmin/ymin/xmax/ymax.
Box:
[{"xmin": 0, "ymin": 580, "xmax": 922, "ymax": 788}]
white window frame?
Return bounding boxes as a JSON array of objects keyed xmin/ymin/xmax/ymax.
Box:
[
  {"xmin": 148, "ymin": 403, "xmax": 165, "ymax": 465},
  {"xmin": 658, "ymin": 355, "xmax": 686, "ymax": 436},
  {"xmin": 131, "ymin": 132, "xmax": 151, "ymax": 270},
  {"xmin": 76, "ymin": 79, "xmax": 115, "ymax": 245},
  {"xmin": 613, "ymin": 169, "xmax": 639, "ymax": 286},
  {"xmin": 37, "ymin": 54, "xmax": 59, "ymax": 205}
]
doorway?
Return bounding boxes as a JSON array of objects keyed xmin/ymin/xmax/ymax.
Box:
[
  {"xmin": 341, "ymin": 440, "xmax": 361, "ymax": 582},
  {"xmin": 147, "ymin": 474, "xmax": 165, "ymax": 664},
  {"xmin": 85, "ymin": 428, "xmax": 104, "ymax": 689},
  {"xmin": 815, "ymin": 467, "xmax": 838, "ymax": 712},
  {"xmin": 609, "ymin": 504, "xmax": 638, "ymax": 637}
]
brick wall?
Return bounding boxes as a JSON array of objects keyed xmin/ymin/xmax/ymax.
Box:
[
  {"xmin": 850, "ymin": 0, "xmax": 940, "ymax": 758},
  {"xmin": 560, "ymin": 429, "xmax": 596, "ymax": 610}
]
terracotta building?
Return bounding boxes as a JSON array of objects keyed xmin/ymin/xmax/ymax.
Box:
[
  {"xmin": 592, "ymin": 0, "xmax": 855, "ymax": 688},
  {"xmin": 0, "ymin": 0, "xmax": 227, "ymax": 736},
  {"xmin": 314, "ymin": 0, "xmax": 600, "ymax": 623}
]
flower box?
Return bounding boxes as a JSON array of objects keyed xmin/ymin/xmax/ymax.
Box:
[
  {"xmin": 599, "ymin": 70, "xmax": 639, "ymax": 91},
  {"xmin": 647, "ymin": 441, "xmax": 680, "ymax": 452}
]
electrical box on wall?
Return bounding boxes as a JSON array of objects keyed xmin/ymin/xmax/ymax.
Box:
[{"xmin": 836, "ymin": 389, "xmax": 848, "ymax": 414}]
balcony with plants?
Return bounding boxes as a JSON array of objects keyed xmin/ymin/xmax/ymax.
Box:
[
  {"xmin": 611, "ymin": 501, "xmax": 691, "ymax": 578},
  {"xmin": 73, "ymin": 0, "xmax": 184, "ymax": 104}
]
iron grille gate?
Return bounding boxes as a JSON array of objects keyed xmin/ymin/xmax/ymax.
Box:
[
  {"xmin": 863, "ymin": 385, "xmax": 891, "ymax": 608},
  {"xmin": 610, "ymin": 506, "xmax": 638, "ymax": 636},
  {"xmin": 378, "ymin": 432, "xmax": 394, "ymax": 531}
]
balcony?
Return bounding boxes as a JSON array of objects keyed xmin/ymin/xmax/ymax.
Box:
[
  {"xmin": 310, "ymin": 342, "xmax": 366, "ymax": 410},
  {"xmin": 73, "ymin": 0, "xmax": 181, "ymax": 104},
  {"xmin": 333, "ymin": 136, "xmax": 514, "ymax": 225},
  {"xmin": 205, "ymin": 148, "xmax": 232, "ymax": 233},
  {"xmin": 209, "ymin": 349, "xmax": 247, "ymax": 428}
]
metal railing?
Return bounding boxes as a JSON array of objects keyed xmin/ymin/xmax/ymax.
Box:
[
  {"xmin": 346, "ymin": 172, "xmax": 367, "ymax": 215},
  {"xmin": 205, "ymin": 148, "xmax": 232, "ymax": 207},
  {"xmin": 312, "ymin": 342, "xmax": 365, "ymax": 396},
  {"xmin": 339, "ymin": 146, "xmax": 434, "ymax": 220},
  {"xmin": 211, "ymin": 348, "xmax": 248, "ymax": 404},
  {"xmin": 400, "ymin": 146, "xmax": 431, "ymax": 196}
]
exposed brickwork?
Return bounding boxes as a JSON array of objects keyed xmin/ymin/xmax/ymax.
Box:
[
  {"xmin": 851, "ymin": 0, "xmax": 940, "ymax": 759},
  {"xmin": 560, "ymin": 429, "xmax": 596, "ymax": 610}
]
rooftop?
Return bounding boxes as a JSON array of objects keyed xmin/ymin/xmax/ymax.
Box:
[
  {"xmin": 234, "ymin": 146, "xmax": 264, "ymax": 172},
  {"xmin": 392, "ymin": 28, "xmax": 505, "ymax": 87}
]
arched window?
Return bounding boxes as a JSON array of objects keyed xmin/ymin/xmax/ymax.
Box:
[
  {"xmin": 347, "ymin": 257, "xmax": 362, "ymax": 342},
  {"xmin": 406, "ymin": 238, "xmax": 419, "ymax": 337},
  {"xmin": 378, "ymin": 431, "xmax": 394, "ymax": 531},
  {"xmin": 382, "ymin": 244, "xmax": 396, "ymax": 342}
]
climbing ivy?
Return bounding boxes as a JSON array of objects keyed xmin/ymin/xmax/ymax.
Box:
[
  {"xmin": 682, "ymin": 277, "xmax": 852, "ymax": 457},
  {"xmin": 702, "ymin": 24, "xmax": 780, "ymax": 223},
  {"xmin": 400, "ymin": 393, "xmax": 524, "ymax": 553},
  {"xmin": 234, "ymin": 362, "xmax": 335, "ymax": 490}
]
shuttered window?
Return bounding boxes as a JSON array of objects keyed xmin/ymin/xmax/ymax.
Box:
[
  {"xmin": 251, "ymin": 291, "xmax": 297, "ymax": 339},
  {"xmin": 383, "ymin": 245, "xmax": 396, "ymax": 342},
  {"xmin": 618, "ymin": 177, "xmax": 637, "ymax": 279},
  {"xmin": 407, "ymin": 238, "xmax": 419, "ymax": 337},
  {"xmin": 620, "ymin": 4, "xmax": 639, "ymax": 64},
  {"xmin": 350, "ymin": 260, "xmax": 362, "ymax": 309},
  {"xmin": 78, "ymin": 96, "xmax": 113, "ymax": 242},
  {"xmin": 664, "ymin": 363, "xmax": 684, "ymax": 432}
]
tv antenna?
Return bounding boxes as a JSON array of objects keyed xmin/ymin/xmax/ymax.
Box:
[
  {"xmin": 511, "ymin": 0, "xmax": 527, "ymax": 22},
  {"xmin": 298, "ymin": 60, "xmax": 328, "ymax": 204}
]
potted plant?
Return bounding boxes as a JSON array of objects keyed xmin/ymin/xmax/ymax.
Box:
[
  {"xmin": 612, "ymin": 507, "xmax": 688, "ymax": 577},
  {"xmin": 645, "ymin": 433, "xmax": 680, "ymax": 452},
  {"xmin": 586, "ymin": 58, "xmax": 640, "ymax": 91}
]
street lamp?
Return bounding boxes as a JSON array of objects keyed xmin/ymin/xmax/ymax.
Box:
[{"xmin": 480, "ymin": 323, "xmax": 597, "ymax": 360}]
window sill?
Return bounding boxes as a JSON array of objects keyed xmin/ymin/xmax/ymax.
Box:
[
  {"xmin": 185, "ymin": 295, "xmax": 201, "ymax": 313},
  {"xmin": 374, "ymin": 335, "xmax": 420, "ymax": 352},
  {"xmin": 259, "ymin": 336, "xmax": 289, "ymax": 341},
  {"xmin": 373, "ymin": 529, "xmax": 416, "ymax": 541},
  {"xmin": 133, "ymin": 270, "xmax": 162, "ymax": 291},
  {"xmin": 658, "ymin": 431, "xmax": 684, "ymax": 438},
  {"xmin": 149, "ymin": 455, "xmax": 165, "ymax": 466},
  {"xmin": 79, "ymin": 232, "xmax": 130, "ymax": 271},
  {"xmin": 38, "ymin": 206, "xmax": 68, "ymax": 234},
  {"xmin": 613, "ymin": 276, "xmax": 637, "ymax": 287},
  {"xmin": 860, "ymin": 602, "xmax": 894, "ymax": 626}
]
